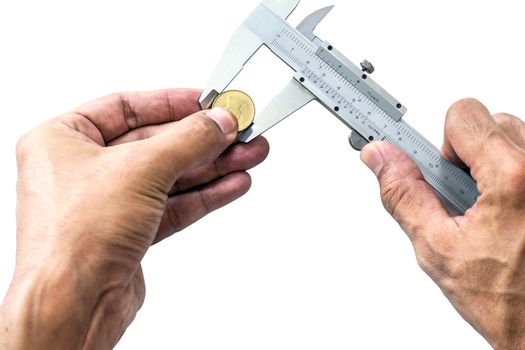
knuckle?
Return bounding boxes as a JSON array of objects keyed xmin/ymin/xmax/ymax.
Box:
[
  {"xmin": 446, "ymin": 99, "xmax": 488, "ymax": 136},
  {"xmin": 497, "ymin": 152, "xmax": 525, "ymax": 197},
  {"xmin": 447, "ymin": 97, "xmax": 484, "ymax": 118},
  {"xmin": 414, "ymin": 248, "xmax": 434, "ymax": 275},
  {"xmin": 493, "ymin": 113, "xmax": 525, "ymax": 137},
  {"xmin": 505, "ymin": 153, "xmax": 525, "ymax": 177},
  {"xmin": 15, "ymin": 133, "xmax": 34, "ymax": 163},
  {"xmin": 413, "ymin": 241, "xmax": 442, "ymax": 277},
  {"xmin": 492, "ymin": 112, "xmax": 515, "ymax": 125},
  {"xmin": 413, "ymin": 238, "xmax": 459, "ymax": 287},
  {"xmin": 380, "ymin": 177, "xmax": 415, "ymax": 222},
  {"xmin": 15, "ymin": 118, "xmax": 65, "ymax": 165}
]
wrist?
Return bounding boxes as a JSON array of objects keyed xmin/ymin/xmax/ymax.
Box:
[
  {"xmin": 490, "ymin": 328, "xmax": 525, "ymax": 350},
  {"xmin": 473, "ymin": 302, "xmax": 525, "ymax": 350},
  {"xmin": 0, "ymin": 255, "xmax": 112, "ymax": 349},
  {"xmin": 492, "ymin": 337, "xmax": 525, "ymax": 350}
]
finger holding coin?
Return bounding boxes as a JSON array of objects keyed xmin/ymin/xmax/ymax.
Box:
[{"xmin": 211, "ymin": 90, "xmax": 255, "ymax": 132}]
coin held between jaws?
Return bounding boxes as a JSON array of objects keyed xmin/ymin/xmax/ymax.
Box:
[{"xmin": 211, "ymin": 90, "xmax": 256, "ymax": 132}]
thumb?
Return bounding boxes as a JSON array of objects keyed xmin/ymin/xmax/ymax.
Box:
[
  {"xmin": 139, "ymin": 108, "xmax": 238, "ymax": 189},
  {"xmin": 360, "ymin": 141, "xmax": 452, "ymax": 243}
]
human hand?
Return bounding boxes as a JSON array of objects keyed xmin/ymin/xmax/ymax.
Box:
[
  {"xmin": 0, "ymin": 89, "xmax": 269, "ymax": 349},
  {"xmin": 361, "ymin": 99, "xmax": 525, "ymax": 349}
]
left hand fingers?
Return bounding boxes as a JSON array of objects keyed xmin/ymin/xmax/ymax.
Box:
[
  {"xmin": 171, "ymin": 136, "xmax": 269, "ymax": 194},
  {"xmin": 154, "ymin": 172, "xmax": 252, "ymax": 243},
  {"xmin": 108, "ymin": 120, "xmax": 270, "ymax": 194},
  {"xmin": 107, "ymin": 120, "xmax": 178, "ymax": 146},
  {"xmin": 70, "ymin": 88, "xmax": 202, "ymax": 145}
]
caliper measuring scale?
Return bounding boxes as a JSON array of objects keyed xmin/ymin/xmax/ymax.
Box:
[{"xmin": 200, "ymin": 0, "xmax": 480, "ymax": 215}]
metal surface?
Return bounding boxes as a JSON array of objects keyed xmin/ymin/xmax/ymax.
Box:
[
  {"xmin": 262, "ymin": 0, "xmax": 300, "ymax": 19},
  {"xmin": 296, "ymin": 6, "xmax": 334, "ymax": 47},
  {"xmin": 200, "ymin": 0, "xmax": 300, "ymax": 110},
  {"xmin": 199, "ymin": 25, "xmax": 262, "ymax": 109},
  {"xmin": 199, "ymin": 0, "xmax": 480, "ymax": 214},
  {"xmin": 360, "ymin": 60, "xmax": 375, "ymax": 74},
  {"xmin": 238, "ymin": 78, "xmax": 315, "ymax": 142},
  {"xmin": 349, "ymin": 131, "xmax": 368, "ymax": 151},
  {"xmin": 315, "ymin": 42, "xmax": 406, "ymax": 122}
]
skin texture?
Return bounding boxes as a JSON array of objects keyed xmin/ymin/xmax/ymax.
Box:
[
  {"xmin": 1, "ymin": 92, "xmax": 523, "ymax": 349},
  {"xmin": 361, "ymin": 98, "xmax": 525, "ymax": 349},
  {"xmin": 0, "ymin": 89, "xmax": 269, "ymax": 349}
]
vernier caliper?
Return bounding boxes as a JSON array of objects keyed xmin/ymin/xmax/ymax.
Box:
[{"xmin": 199, "ymin": 0, "xmax": 479, "ymax": 215}]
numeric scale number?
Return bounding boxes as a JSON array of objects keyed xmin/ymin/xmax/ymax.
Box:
[{"xmin": 268, "ymin": 22, "xmax": 478, "ymax": 214}]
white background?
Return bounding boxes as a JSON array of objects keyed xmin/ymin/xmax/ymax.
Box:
[{"xmin": 1, "ymin": 0, "xmax": 524, "ymax": 348}]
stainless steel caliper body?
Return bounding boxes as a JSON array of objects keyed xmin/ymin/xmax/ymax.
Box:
[{"xmin": 199, "ymin": 0, "xmax": 479, "ymax": 215}]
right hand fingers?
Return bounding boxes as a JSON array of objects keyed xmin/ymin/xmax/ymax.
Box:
[
  {"xmin": 440, "ymin": 98, "xmax": 524, "ymax": 194},
  {"xmin": 360, "ymin": 142, "xmax": 457, "ymax": 258},
  {"xmin": 492, "ymin": 112, "xmax": 525, "ymax": 149}
]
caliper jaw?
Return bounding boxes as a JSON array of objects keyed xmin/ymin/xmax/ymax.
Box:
[
  {"xmin": 238, "ymin": 77, "xmax": 315, "ymax": 143},
  {"xmin": 199, "ymin": 1, "xmax": 348, "ymax": 145},
  {"xmin": 296, "ymin": 6, "xmax": 334, "ymax": 47},
  {"xmin": 199, "ymin": 0, "xmax": 301, "ymax": 109},
  {"xmin": 197, "ymin": 0, "xmax": 478, "ymax": 215},
  {"xmin": 262, "ymin": 0, "xmax": 300, "ymax": 19},
  {"xmin": 199, "ymin": 25, "xmax": 263, "ymax": 110},
  {"xmin": 237, "ymin": 4, "xmax": 336, "ymax": 142}
]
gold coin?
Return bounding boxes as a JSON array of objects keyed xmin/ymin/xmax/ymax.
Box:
[{"xmin": 211, "ymin": 90, "xmax": 255, "ymax": 132}]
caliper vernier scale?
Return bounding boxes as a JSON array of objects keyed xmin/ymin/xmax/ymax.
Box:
[{"xmin": 199, "ymin": 0, "xmax": 480, "ymax": 215}]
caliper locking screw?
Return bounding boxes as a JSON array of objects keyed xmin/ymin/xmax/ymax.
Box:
[{"xmin": 360, "ymin": 60, "xmax": 375, "ymax": 74}]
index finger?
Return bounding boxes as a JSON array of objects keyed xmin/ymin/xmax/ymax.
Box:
[
  {"xmin": 442, "ymin": 98, "xmax": 517, "ymax": 190},
  {"xmin": 71, "ymin": 88, "xmax": 202, "ymax": 143}
]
